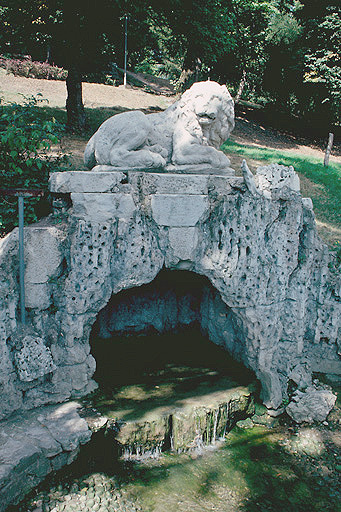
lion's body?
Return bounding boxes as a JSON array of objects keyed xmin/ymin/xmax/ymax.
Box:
[{"xmin": 84, "ymin": 81, "xmax": 235, "ymax": 171}]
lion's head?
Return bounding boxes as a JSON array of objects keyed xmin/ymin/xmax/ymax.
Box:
[{"xmin": 178, "ymin": 81, "xmax": 235, "ymax": 148}]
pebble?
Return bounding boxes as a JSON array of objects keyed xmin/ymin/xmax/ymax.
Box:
[{"xmin": 17, "ymin": 470, "xmax": 140, "ymax": 512}]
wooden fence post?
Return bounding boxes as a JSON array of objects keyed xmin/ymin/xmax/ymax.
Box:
[{"xmin": 324, "ymin": 133, "xmax": 334, "ymax": 167}]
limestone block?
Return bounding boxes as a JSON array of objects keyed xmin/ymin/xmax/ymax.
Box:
[
  {"xmin": 165, "ymin": 164, "xmax": 235, "ymax": 175},
  {"xmin": 25, "ymin": 282, "xmax": 51, "ymax": 309},
  {"xmin": 302, "ymin": 197, "xmax": 313, "ymax": 210},
  {"xmin": 13, "ymin": 335, "xmax": 56, "ymax": 382},
  {"xmin": 151, "ymin": 194, "xmax": 208, "ymax": 226},
  {"xmin": 71, "ymin": 193, "xmax": 136, "ymax": 222},
  {"xmin": 256, "ymin": 164, "xmax": 300, "ymax": 193},
  {"xmin": 0, "ymin": 380, "xmax": 23, "ymax": 421},
  {"xmin": 16, "ymin": 417, "xmax": 61, "ymax": 458},
  {"xmin": 286, "ymin": 384, "xmax": 336, "ymax": 423},
  {"xmin": 50, "ymin": 343, "xmax": 89, "ymax": 366},
  {"xmin": 39, "ymin": 402, "xmax": 91, "ymax": 451},
  {"xmin": 289, "ymin": 428, "xmax": 324, "ymax": 456},
  {"xmin": 0, "ymin": 402, "xmax": 91, "ymax": 512},
  {"xmin": 49, "ymin": 171, "xmax": 126, "ymax": 193},
  {"xmin": 24, "ymin": 226, "xmax": 65, "ymax": 284},
  {"xmin": 168, "ymin": 227, "xmax": 198, "ymax": 261},
  {"xmin": 310, "ymin": 359, "xmax": 341, "ymax": 375},
  {"xmin": 130, "ymin": 172, "xmax": 209, "ymax": 195},
  {"xmin": 207, "ymin": 175, "xmax": 243, "ymax": 196}
]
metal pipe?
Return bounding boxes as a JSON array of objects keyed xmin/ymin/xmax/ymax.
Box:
[
  {"xmin": 18, "ymin": 195, "xmax": 25, "ymax": 325},
  {"xmin": 123, "ymin": 14, "xmax": 128, "ymax": 87}
]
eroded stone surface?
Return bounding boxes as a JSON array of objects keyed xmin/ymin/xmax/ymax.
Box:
[
  {"xmin": 85, "ymin": 385, "xmax": 254, "ymax": 458},
  {"xmin": 0, "ymin": 402, "xmax": 91, "ymax": 512},
  {"xmin": 286, "ymin": 383, "xmax": 337, "ymax": 423},
  {"xmin": 13, "ymin": 333, "xmax": 56, "ymax": 382},
  {"xmin": 0, "ymin": 166, "xmax": 340, "ymax": 428},
  {"xmin": 256, "ymin": 163, "xmax": 300, "ymax": 195}
]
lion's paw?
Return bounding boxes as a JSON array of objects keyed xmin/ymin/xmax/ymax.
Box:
[
  {"xmin": 217, "ymin": 152, "xmax": 231, "ymax": 168},
  {"xmin": 142, "ymin": 151, "xmax": 166, "ymax": 168}
]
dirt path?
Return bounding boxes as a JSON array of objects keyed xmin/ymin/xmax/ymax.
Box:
[{"xmin": 0, "ymin": 68, "xmax": 173, "ymax": 110}]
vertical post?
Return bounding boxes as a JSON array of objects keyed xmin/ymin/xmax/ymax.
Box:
[
  {"xmin": 123, "ymin": 14, "xmax": 128, "ymax": 87},
  {"xmin": 18, "ymin": 195, "xmax": 26, "ymax": 325},
  {"xmin": 324, "ymin": 132, "xmax": 334, "ymax": 167}
]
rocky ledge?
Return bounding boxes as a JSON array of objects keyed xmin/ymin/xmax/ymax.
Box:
[
  {"xmin": 82, "ymin": 384, "xmax": 255, "ymax": 458},
  {"xmin": 0, "ymin": 402, "xmax": 91, "ymax": 512},
  {"xmin": 0, "ymin": 383, "xmax": 254, "ymax": 511}
]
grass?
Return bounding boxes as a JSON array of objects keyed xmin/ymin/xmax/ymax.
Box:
[
  {"xmin": 222, "ymin": 140, "xmax": 341, "ymax": 240},
  {"xmin": 16, "ymin": 420, "xmax": 341, "ymax": 512}
]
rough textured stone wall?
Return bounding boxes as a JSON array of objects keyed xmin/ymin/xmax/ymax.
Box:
[
  {"xmin": 0, "ymin": 166, "xmax": 340, "ymax": 423},
  {"xmin": 0, "ymin": 402, "xmax": 91, "ymax": 512}
]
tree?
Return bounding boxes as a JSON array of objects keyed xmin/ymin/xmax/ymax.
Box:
[
  {"xmin": 262, "ymin": 1, "xmax": 304, "ymax": 111},
  {"xmin": 130, "ymin": 0, "xmax": 274, "ymax": 94},
  {"xmin": 302, "ymin": 3, "xmax": 341, "ymax": 125},
  {"xmin": 0, "ymin": 0, "xmax": 124, "ymax": 131},
  {"xmin": 213, "ymin": 0, "xmax": 274, "ymax": 99},
  {"xmin": 2, "ymin": 0, "xmax": 338, "ymax": 131}
]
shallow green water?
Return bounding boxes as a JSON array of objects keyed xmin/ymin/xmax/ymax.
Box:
[
  {"xmin": 88, "ymin": 327, "xmax": 256, "ymax": 420},
  {"xmin": 8, "ymin": 330, "xmax": 341, "ymax": 512},
  {"xmin": 11, "ymin": 423, "xmax": 340, "ymax": 512}
]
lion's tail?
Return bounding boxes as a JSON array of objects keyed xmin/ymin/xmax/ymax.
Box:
[{"xmin": 84, "ymin": 135, "xmax": 97, "ymax": 169}]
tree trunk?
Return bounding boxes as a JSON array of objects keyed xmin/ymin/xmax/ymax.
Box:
[
  {"xmin": 195, "ymin": 57, "xmax": 202, "ymax": 82},
  {"xmin": 234, "ymin": 70, "xmax": 247, "ymax": 104},
  {"xmin": 66, "ymin": 65, "xmax": 86, "ymax": 133},
  {"xmin": 177, "ymin": 68, "xmax": 194, "ymax": 92}
]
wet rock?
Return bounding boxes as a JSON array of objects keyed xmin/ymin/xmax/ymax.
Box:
[
  {"xmin": 251, "ymin": 414, "xmax": 278, "ymax": 428},
  {"xmin": 102, "ymin": 386, "xmax": 254, "ymax": 457},
  {"xmin": 286, "ymin": 384, "xmax": 337, "ymax": 423},
  {"xmin": 236, "ymin": 417, "xmax": 254, "ymax": 429}
]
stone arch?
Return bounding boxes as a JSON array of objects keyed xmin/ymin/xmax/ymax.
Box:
[
  {"xmin": 0, "ymin": 168, "xmax": 339, "ymax": 423},
  {"xmin": 88, "ymin": 269, "xmax": 250, "ymax": 380}
]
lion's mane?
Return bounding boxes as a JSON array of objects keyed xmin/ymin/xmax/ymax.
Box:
[{"xmin": 176, "ymin": 82, "xmax": 235, "ymax": 150}]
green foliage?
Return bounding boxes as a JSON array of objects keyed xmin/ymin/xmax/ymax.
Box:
[
  {"xmin": 0, "ymin": 1, "xmax": 340, "ymax": 129},
  {"xmin": 0, "ymin": 94, "xmax": 66, "ymax": 236},
  {"xmin": 266, "ymin": 11, "xmax": 302, "ymax": 45},
  {"xmin": 263, "ymin": 1, "xmax": 341, "ymax": 125},
  {"xmin": 303, "ymin": 7, "xmax": 341, "ymax": 122}
]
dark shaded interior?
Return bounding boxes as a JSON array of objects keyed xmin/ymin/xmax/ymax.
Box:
[{"xmin": 89, "ymin": 270, "xmax": 255, "ymax": 419}]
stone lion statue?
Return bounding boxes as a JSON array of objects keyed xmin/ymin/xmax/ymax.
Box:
[{"xmin": 84, "ymin": 81, "xmax": 235, "ymax": 172}]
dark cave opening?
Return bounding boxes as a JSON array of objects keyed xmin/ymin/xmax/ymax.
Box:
[{"xmin": 89, "ymin": 270, "xmax": 255, "ymax": 395}]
